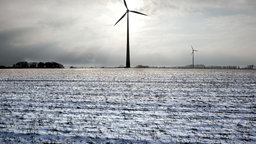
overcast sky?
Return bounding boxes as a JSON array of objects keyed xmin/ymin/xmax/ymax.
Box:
[{"xmin": 0, "ymin": 0, "xmax": 255, "ymax": 67}]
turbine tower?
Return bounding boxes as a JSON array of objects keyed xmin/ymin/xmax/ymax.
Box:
[
  {"xmin": 115, "ymin": 0, "xmax": 147, "ymax": 68},
  {"xmin": 191, "ymin": 46, "xmax": 198, "ymax": 68}
]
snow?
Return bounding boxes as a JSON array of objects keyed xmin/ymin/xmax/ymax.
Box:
[{"xmin": 0, "ymin": 69, "xmax": 255, "ymax": 143}]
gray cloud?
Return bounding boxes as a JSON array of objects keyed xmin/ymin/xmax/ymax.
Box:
[{"xmin": 0, "ymin": 0, "xmax": 256, "ymax": 67}]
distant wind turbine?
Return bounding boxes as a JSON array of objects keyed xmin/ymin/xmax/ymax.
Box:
[
  {"xmin": 115, "ymin": 0, "xmax": 147, "ymax": 68},
  {"xmin": 191, "ymin": 46, "xmax": 198, "ymax": 68}
]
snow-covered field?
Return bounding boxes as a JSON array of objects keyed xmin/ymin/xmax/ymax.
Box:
[{"xmin": 0, "ymin": 69, "xmax": 255, "ymax": 143}]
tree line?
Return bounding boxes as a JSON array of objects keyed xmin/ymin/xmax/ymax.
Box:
[{"xmin": 0, "ymin": 61, "xmax": 64, "ymax": 68}]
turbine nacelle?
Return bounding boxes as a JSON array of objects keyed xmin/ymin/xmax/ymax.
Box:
[{"xmin": 191, "ymin": 46, "xmax": 198, "ymax": 54}]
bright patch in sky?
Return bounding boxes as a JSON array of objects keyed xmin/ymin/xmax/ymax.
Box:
[{"xmin": 127, "ymin": 0, "xmax": 144, "ymax": 10}]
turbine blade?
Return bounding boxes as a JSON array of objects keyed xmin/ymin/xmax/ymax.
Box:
[
  {"xmin": 115, "ymin": 12, "xmax": 127, "ymax": 26},
  {"xmin": 130, "ymin": 10, "xmax": 147, "ymax": 16},
  {"xmin": 124, "ymin": 0, "xmax": 128, "ymax": 9}
]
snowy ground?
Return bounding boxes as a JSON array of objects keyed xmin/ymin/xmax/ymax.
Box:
[{"xmin": 0, "ymin": 69, "xmax": 255, "ymax": 143}]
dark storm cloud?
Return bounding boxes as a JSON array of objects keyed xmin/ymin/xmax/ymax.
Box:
[
  {"xmin": 0, "ymin": 28, "xmax": 35, "ymax": 65},
  {"xmin": 0, "ymin": 29, "xmax": 112, "ymax": 67}
]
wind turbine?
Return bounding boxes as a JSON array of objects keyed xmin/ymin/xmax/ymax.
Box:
[
  {"xmin": 191, "ymin": 46, "xmax": 198, "ymax": 68},
  {"xmin": 115, "ymin": 0, "xmax": 147, "ymax": 68}
]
